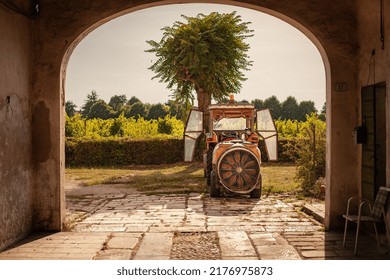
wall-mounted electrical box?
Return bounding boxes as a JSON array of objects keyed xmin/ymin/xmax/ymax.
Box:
[{"xmin": 353, "ymin": 126, "xmax": 367, "ymax": 144}]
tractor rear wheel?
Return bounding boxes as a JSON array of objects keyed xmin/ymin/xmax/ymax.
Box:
[
  {"xmin": 209, "ymin": 171, "xmax": 220, "ymax": 197},
  {"xmin": 205, "ymin": 148, "xmax": 213, "ymax": 186},
  {"xmin": 250, "ymin": 188, "xmax": 261, "ymax": 198}
]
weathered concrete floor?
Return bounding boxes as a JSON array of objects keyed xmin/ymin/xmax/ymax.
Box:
[{"xmin": 0, "ymin": 193, "xmax": 389, "ymax": 260}]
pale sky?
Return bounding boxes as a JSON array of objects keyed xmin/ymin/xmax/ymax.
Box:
[{"xmin": 65, "ymin": 3, "xmax": 326, "ymax": 111}]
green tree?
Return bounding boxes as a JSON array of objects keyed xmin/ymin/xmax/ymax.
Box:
[
  {"xmin": 263, "ymin": 95, "xmax": 282, "ymax": 119},
  {"xmin": 165, "ymin": 99, "xmax": 184, "ymax": 120},
  {"xmin": 125, "ymin": 101, "xmax": 147, "ymax": 119},
  {"xmin": 147, "ymin": 103, "xmax": 168, "ymax": 120},
  {"xmin": 146, "ymin": 12, "xmax": 254, "ymax": 113},
  {"xmin": 109, "ymin": 94, "xmax": 127, "ymax": 112},
  {"xmin": 281, "ymin": 96, "xmax": 299, "ymax": 120},
  {"xmin": 81, "ymin": 90, "xmax": 99, "ymax": 117},
  {"xmin": 319, "ymin": 102, "xmax": 326, "ymax": 121},
  {"xmin": 65, "ymin": 100, "xmax": 77, "ymax": 117},
  {"xmin": 251, "ymin": 98, "xmax": 265, "ymax": 110},
  {"xmin": 87, "ymin": 99, "xmax": 114, "ymax": 120},
  {"xmin": 127, "ymin": 96, "xmax": 141, "ymax": 106},
  {"xmin": 297, "ymin": 100, "xmax": 317, "ymax": 121}
]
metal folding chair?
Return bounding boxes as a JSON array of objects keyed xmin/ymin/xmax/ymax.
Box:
[{"xmin": 342, "ymin": 186, "xmax": 390, "ymax": 255}]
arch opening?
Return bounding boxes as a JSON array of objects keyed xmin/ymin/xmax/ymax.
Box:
[{"xmin": 60, "ymin": 1, "xmax": 331, "ymax": 229}]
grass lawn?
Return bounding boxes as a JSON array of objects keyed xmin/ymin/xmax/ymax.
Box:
[{"xmin": 65, "ymin": 162, "xmax": 300, "ymax": 195}]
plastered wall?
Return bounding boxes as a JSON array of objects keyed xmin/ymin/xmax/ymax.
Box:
[
  {"xmin": 357, "ymin": 0, "xmax": 390, "ymax": 175},
  {"xmin": 357, "ymin": 0, "xmax": 390, "ymax": 224},
  {"xmin": 0, "ymin": 7, "xmax": 33, "ymax": 250}
]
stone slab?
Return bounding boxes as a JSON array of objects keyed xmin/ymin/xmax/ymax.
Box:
[
  {"xmin": 95, "ymin": 249, "xmax": 132, "ymax": 260},
  {"xmin": 256, "ymin": 245, "xmax": 301, "ymax": 260},
  {"xmin": 301, "ymin": 250, "xmax": 337, "ymax": 258},
  {"xmin": 133, "ymin": 232, "xmax": 173, "ymax": 260},
  {"xmin": 218, "ymin": 231, "xmax": 257, "ymax": 258},
  {"xmin": 107, "ymin": 236, "xmax": 139, "ymax": 249}
]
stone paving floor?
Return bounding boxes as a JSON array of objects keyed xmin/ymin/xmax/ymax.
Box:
[{"xmin": 1, "ymin": 189, "xmax": 389, "ymax": 260}]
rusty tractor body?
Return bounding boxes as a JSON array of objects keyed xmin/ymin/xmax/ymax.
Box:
[{"xmin": 184, "ymin": 96, "xmax": 278, "ymax": 198}]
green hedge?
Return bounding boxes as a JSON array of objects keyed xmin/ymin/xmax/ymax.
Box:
[
  {"xmin": 66, "ymin": 138, "xmax": 184, "ymax": 167},
  {"xmin": 65, "ymin": 137, "xmax": 298, "ymax": 167}
]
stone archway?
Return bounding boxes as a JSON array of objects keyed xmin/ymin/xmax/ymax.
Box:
[{"xmin": 31, "ymin": 0, "xmax": 358, "ymax": 232}]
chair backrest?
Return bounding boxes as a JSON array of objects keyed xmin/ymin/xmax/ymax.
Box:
[{"xmin": 371, "ymin": 187, "xmax": 390, "ymax": 219}]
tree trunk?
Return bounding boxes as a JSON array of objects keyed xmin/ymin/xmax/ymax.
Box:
[
  {"xmin": 196, "ymin": 87, "xmax": 212, "ymax": 113},
  {"xmin": 195, "ymin": 86, "xmax": 212, "ymax": 131}
]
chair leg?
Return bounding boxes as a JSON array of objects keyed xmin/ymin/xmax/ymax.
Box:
[
  {"xmin": 373, "ymin": 222, "xmax": 380, "ymax": 246},
  {"xmin": 343, "ymin": 219, "xmax": 348, "ymax": 247},
  {"xmin": 384, "ymin": 219, "xmax": 390, "ymax": 244},
  {"xmin": 354, "ymin": 220, "xmax": 361, "ymax": 255}
]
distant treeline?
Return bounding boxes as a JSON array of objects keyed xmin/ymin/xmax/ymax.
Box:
[{"xmin": 66, "ymin": 90, "xmax": 326, "ymax": 122}]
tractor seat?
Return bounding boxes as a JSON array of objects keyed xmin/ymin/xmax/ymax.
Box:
[{"xmin": 221, "ymin": 131, "xmax": 239, "ymax": 141}]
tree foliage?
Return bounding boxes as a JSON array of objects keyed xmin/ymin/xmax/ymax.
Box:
[
  {"xmin": 251, "ymin": 99, "xmax": 265, "ymax": 110},
  {"xmin": 88, "ymin": 99, "xmax": 114, "ymax": 120},
  {"xmin": 125, "ymin": 101, "xmax": 147, "ymax": 119},
  {"xmin": 146, "ymin": 12, "xmax": 254, "ymax": 112},
  {"xmin": 297, "ymin": 100, "xmax": 317, "ymax": 121},
  {"xmin": 319, "ymin": 102, "xmax": 326, "ymax": 121},
  {"xmin": 263, "ymin": 95, "xmax": 282, "ymax": 119},
  {"xmin": 281, "ymin": 96, "xmax": 299, "ymax": 120},
  {"xmin": 294, "ymin": 113, "xmax": 326, "ymax": 196},
  {"xmin": 165, "ymin": 99, "xmax": 191, "ymax": 121},
  {"xmin": 72, "ymin": 91, "xmax": 323, "ymax": 123},
  {"xmin": 253, "ymin": 95, "xmax": 318, "ymax": 121},
  {"xmin": 65, "ymin": 101, "xmax": 77, "ymax": 117},
  {"xmin": 109, "ymin": 94, "xmax": 127, "ymax": 112},
  {"xmin": 81, "ymin": 90, "xmax": 99, "ymax": 117},
  {"xmin": 147, "ymin": 103, "xmax": 168, "ymax": 120},
  {"xmin": 128, "ymin": 96, "xmax": 141, "ymax": 106}
]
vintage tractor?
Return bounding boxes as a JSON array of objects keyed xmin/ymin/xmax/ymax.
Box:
[{"xmin": 184, "ymin": 96, "xmax": 278, "ymax": 198}]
